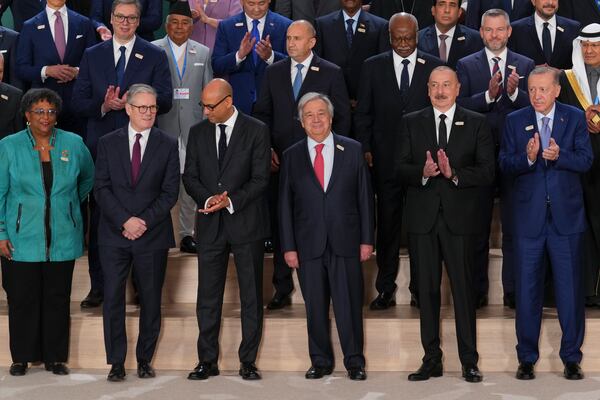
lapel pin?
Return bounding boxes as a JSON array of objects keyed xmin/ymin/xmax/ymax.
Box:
[
  {"xmin": 1, "ymin": 94, "xmax": 8, "ymax": 100},
  {"xmin": 76, "ymin": 34, "xmax": 83, "ymax": 39},
  {"xmin": 525, "ymin": 125, "xmax": 534, "ymax": 131},
  {"xmin": 135, "ymin": 53, "xmax": 143, "ymax": 59},
  {"xmin": 357, "ymin": 28, "xmax": 366, "ymax": 33},
  {"xmin": 189, "ymin": 48, "xmax": 197, "ymax": 54},
  {"xmin": 0, "ymin": 50, "xmax": 6, "ymax": 53},
  {"xmin": 194, "ymin": 62, "xmax": 204, "ymax": 66},
  {"xmin": 310, "ymin": 66, "xmax": 319, "ymax": 71},
  {"xmin": 455, "ymin": 121, "xmax": 464, "ymax": 126},
  {"xmin": 60, "ymin": 150, "xmax": 69, "ymax": 162},
  {"xmin": 560, "ymin": 117, "xmax": 565, "ymax": 122},
  {"xmin": 336, "ymin": 144, "xmax": 345, "ymax": 151},
  {"xmin": 270, "ymin": 22, "xmax": 274, "ymax": 27},
  {"xmin": 37, "ymin": 24, "xmax": 45, "ymax": 30},
  {"xmin": 508, "ymin": 64, "xmax": 516, "ymax": 70},
  {"xmin": 359, "ymin": 23, "xmax": 365, "ymax": 27},
  {"xmin": 557, "ymin": 26, "xmax": 565, "ymax": 32},
  {"xmin": 457, "ymin": 36, "xmax": 466, "ymax": 41},
  {"xmin": 235, "ymin": 22, "xmax": 244, "ymax": 27},
  {"xmin": 417, "ymin": 57, "xmax": 425, "ymax": 64}
]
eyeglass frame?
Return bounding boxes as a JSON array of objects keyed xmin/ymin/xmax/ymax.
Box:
[
  {"xmin": 199, "ymin": 95, "xmax": 231, "ymax": 111},
  {"xmin": 112, "ymin": 13, "xmax": 140, "ymax": 24},
  {"xmin": 29, "ymin": 109, "xmax": 58, "ymax": 117},
  {"xmin": 128, "ymin": 104, "xmax": 159, "ymax": 114}
]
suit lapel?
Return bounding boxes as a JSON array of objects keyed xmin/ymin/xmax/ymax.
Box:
[
  {"xmin": 475, "ymin": 49, "xmax": 491, "ymax": 81},
  {"xmin": 117, "ymin": 129, "xmax": 133, "ymax": 187},
  {"xmin": 525, "ymin": 16, "xmax": 544, "ymax": 60},
  {"xmin": 406, "ymin": 52, "xmax": 427, "ymax": 101},
  {"xmin": 448, "ymin": 25, "xmax": 467, "ymax": 66},
  {"xmin": 422, "ymin": 107, "xmax": 438, "ymax": 152},
  {"xmin": 385, "ymin": 51, "xmax": 403, "ymax": 98},
  {"xmin": 326, "ymin": 135, "xmax": 345, "ymax": 193},
  {"xmin": 279, "ymin": 58, "xmax": 296, "ymax": 105},
  {"xmin": 422, "ymin": 26, "xmax": 438, "ymax": 55},
  {"xmin": 351, "ymin": 12, "xmax": 369, "ymax": 56},
  {"xmin": 446, "ymin": 107, "xmax": 465, "ymax": 153},
  {"xmin": 136, "ymin": 128, "xmax": 161, "ymax": 184},
  {"xmin": 205, "ymin": 122, "xmax": 220, "ymax": 174},
  {"xmin": 39, "ymin": 13, "xmax": 62, "ymax": 64},
  {"xmin": 121, "ymin": 38, "xmax": 145, "ymax": 89},
  {"xmin": 301, "ymin": 138, "xmax": 324, "ymax": 192},
  {"xmin": 299, "ymin": 55, "xmax": 320, "ymax": 100},
  {"xmin": 551, "ymin": 104, "xmax": 567, "ymax": 146},
  {"xmin": 552, "ymin": 18, "xmax": 566, "ymax": 65},
  {"xmin": 64, "ymin": 10, "xmax": 79, "ymax": 62},
  {"xmin": 104, "ymin": 40, "xmax": 118, "ymax": 86},
  {"xmin": 219, "ymin": 113, "xmax": 244, "ymax": 172}
]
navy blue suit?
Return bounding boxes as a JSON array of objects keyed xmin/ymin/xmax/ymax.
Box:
[
  {"xmin": 465, "ymin": 0, "xmax": 533, "ymax": 30},
  {"xmin": 499, "ymin": 102, "xmax": 592, "ymax": 364},
  {"xmin": 17, "ymin": 9, "xmax": 97, "ymax": 135},
  {"xmin": 90, "ymin": 0, "xmax": 162, "ymax": 42},
  {"xmin": 508, "ymin": 15, "xmax": 580, "ymax": 69},
  {"xmin": 211, "ymin": 10, "xmax": 291, "ymax": 114},
  {"xmin": 0, "ymin": 26, "xmax": 21, "ymax": 88},
  {"xmin": 4, "ymin": 0, "xmax": 45, "ymax": 31},
  {"xmin": 417, "ymin": 24, "xmax": 484, "ymax": 70}
]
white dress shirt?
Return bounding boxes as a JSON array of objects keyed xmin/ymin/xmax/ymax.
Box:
[
  {"xmin": 41, "ymin": 5, "xmax": 69, "ymax": 80},
  {"xmin": 167, "ymin": 37, "xmax": 187, "ymax": 62},
  {"xmin": 436, "ymin": 24, "xmax": 456, "ymax": 61},
  {"xmin": 307, "ymin": 132, "xmax": 335, "ymax": 191},
  {"xmin": 128, "ymin": 124, "xmax": 151, "ymax": 160},
  {"xmin": 113, "ymin": 36, "xmax": 137, "ymax": 69},
  {"xmin": 534, "ymin": 13, "xmax": 557, "ymax": 51},
  {"xmin": 342, "ymin": 9, "xmax": 361, "ymax": 34},
  {"xmin": 290, "ymin": 52, "xmax": 313, "ymax": 85},
  {"xmin": 484, "ymin": 47, "xmax": 519, "ymax": 104},
  {"xmin": 235, "ymin": 13, "xmax": 275, "ymax": 65},
  {"xmin": 392, "ymin": 49, "xmax": 417, "ymax": 90}
]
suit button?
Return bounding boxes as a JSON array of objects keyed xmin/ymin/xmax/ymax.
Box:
[{"xmin": 218, "ymin": 182, "xmax": 222, "ymax": 187}]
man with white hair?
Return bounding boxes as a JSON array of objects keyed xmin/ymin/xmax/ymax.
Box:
[{"xmin": 558, "ymin": 23, "xmax": 600, "ymax": 308}]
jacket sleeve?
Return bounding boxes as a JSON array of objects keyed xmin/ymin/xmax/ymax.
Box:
[
  {"xmin": 396, "ymin": 116, "xmax": 426, "ymax": 187},
  {"xmin": 498, "ymin": 116, "xmax": 533, "ymax": 176},
  {"xmin": 0, "ymin": 140, "xmax": 10, "ymax": 241},
  {"xmin": 278, "ymin": 150, "xmax": 296, "ymax": 253},
  {"xmin": 554, "ymin": 110, "xmax": 594, "ymax": 173},
  {"xmin": 71, "ymin": 49, "xmax": 103, "ymax": 118},
  {"xmin": 357, "ymin": 148, "xmax": 375, "ymax": 245},
  {"xmin": 456, "ymin": 60, "xmax": 492, "ymax": 113},
  {"xmin": 15, "ymin": 24, "xmax": 43, "ymax": 84},
  {"xmin": 211, "ymin": 22, "xmax": 240, "ymax": 76},
  {"xmin": 182, "ymin": 126, "xmax": 213, "ymax": 206}
]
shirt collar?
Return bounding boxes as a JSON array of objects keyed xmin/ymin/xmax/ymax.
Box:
[
  {"xmin": 342, "ymin": 9, "xmax": 361, "ymax": 23},
  {"xmin": 46, "ymin": 5, "xmax": 68, "ymax": 18},
  {"xmin": 220, "ymin": 107, "xmax": 239, "ymax": 130},
  {"xmin": 128, "ymin": 124, "xmax": 151, "ymax": 140},
  {"xmin": 291, "ymin": 52, "xmax": 314, "ymax": 70},
  {"xmin": 534, "ymin": 12, "xmax": 557, "ymax": 30},
  {"xmin": 535, "ymin": 103, "xmax": 556, "ymax": 120},
  {"xmin": 113, "ymin": 36, "xmax": 136, "ymax": 53},
  {"xmin": 245, "ymin": 13, "xmax": 267, "ymax": 30},
  {"xmin": 433, "ymin": 103, "xmax": 457, "ymax": 122},
  {"xmin": 435, "ymin": 24, "xmax": 456, "ymax": 39},
  {"xmin": 167, "ymin": 36, "xmax": 188, "ymax": 52},
  {"xmin": 484, "ymin": 47, "xmax": 508, "ymax": 63},
  {"xmin": 393, "ymin": 48, "xmax": 417, "ymax": 68},
  {"xmin": 307, "ymin": 131, "xmax": 334, "ymax": 149}
]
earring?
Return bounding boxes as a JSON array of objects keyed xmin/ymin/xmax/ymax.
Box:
[{"xmin": 26, "ymin": 121, "xmax": 30, "ymax": 126}]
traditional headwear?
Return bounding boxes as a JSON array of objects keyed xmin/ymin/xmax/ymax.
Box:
[
  {"xmin": 571, "ymin": 23, "xmax": 600, "ymax": 104},
  {"xmin": 169, "ymin": 1, "xmax": 193, "ymax": 18}
]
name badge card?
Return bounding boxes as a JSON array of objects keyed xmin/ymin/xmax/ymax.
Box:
[{"xmin": 174, "ymin": 88, "xmax": 190, "ymax": 100}]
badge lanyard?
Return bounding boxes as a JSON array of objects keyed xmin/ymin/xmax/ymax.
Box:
[{"xmin": 167, "ymin": 38, "xmax": 188, "ymax": 85}]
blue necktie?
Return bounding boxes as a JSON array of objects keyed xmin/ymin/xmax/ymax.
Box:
[
  {"xmin": 541, "ymin": 116, "xmax": 551, "ymax": 150},
  {"xmin": 115, "ymin": 46, "xmax": 126, "ymax": 88},
  {"xmin": 346, "ymin": 19, "xmax": 354, "ymax": 48},
  {"xmin": 293, "ymin": 64, "xmax": 304, "ymax": 100},
  {"xmin": 251, "ymin": 19, "xmax": 260, "ymax": 65},
  {"xmin": 400, "ymin": 59, "xmax": 410, "ymax": 93}
]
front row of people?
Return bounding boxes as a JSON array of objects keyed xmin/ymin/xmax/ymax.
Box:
[{"xmin": 0, "ymin": 63, "xmax": 590, "ymax": 382}]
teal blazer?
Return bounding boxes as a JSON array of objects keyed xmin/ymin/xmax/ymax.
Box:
[{"xmin": 0, "ymin": 128, "xmax": 94, "ymax": 262}]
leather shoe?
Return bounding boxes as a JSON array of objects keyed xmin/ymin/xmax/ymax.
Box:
[
  {"xmin": 516, "ymin": 362, "xmax": 535, "ymax": 380},
  {"xmin": 503, "ymin": 293, "xmax": 516, "ymax": 309},
  {"xmin": 107, "ymin": 363, "xmax": 126, "ymax": 382},
  {"xmin": 410, "ymin": 293, "xmax": 420, "ymax": 308},
  {"xmin": 9, "ymin": 362, "xmax": 27, "ymax": 376},
  {"xmin": 137, "ymin": 361, "xmax": 156, "ymax": 378},
  {"xmin": 462, "ymin": 364, "xmax": 483, "ymax": 382},
  {"xmin": 80, "ymin": 290, "xmax": 103, "ymax": 308},
  {"xmin": 408, "ymin": 360, "xmax": 443, "ymax": 381},
  {"xmin": 564, "ymin": 362, "xmax": 584, "ymax": 380},
  {"xmin": 348, "ymin": 366, "xmax": 367, "ymax": 380},
  {"xmin": 370, "ymin": 291, "xmax": 396, "ymax": 310},
  {"xmin": 188, "ymin": 362, "xmax": 219, "ymax": 380},
  {"xmin": 305, "ymin": 365, "xmax": 333, "ymax": 379},
  {"xmin": 476, "ymin": 295, "xmax": 488, "ymax": 309},
  {"xmin": 585, "ymin": 295, "xmax": 600, "ymax": 308},
  {"xmin": 45, "ymin": 362, "xmax": 69, "ymax": 375},
  {"xmin": 239, "ymin": 362, "xmax": 261, "ymax": 380},
  {"xmin": 180, "ymin": 236, "xmax": 197, "ymax": 254},
  {"xmin": 267, "ymin": 292, "xmax": 291, "ymax": 310}
]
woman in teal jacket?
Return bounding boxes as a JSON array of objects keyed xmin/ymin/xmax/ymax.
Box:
[{"xmin": 0, "ymin": 89, "xmax": 94, "ymax": 376}]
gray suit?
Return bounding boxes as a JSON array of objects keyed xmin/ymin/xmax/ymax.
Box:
[
  {"xmin": 275, "ymin": 0, "xmax": 340, "ymax": 21},
  {"xmin": 154, "ymin": 36, "xmax": 213, "ymax": 238}
]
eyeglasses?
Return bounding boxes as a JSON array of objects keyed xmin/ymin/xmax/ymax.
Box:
[
  {"xmin": 129, "ymin": 104, "xmax": 159, "ymax": 114},
  {"xmin": 199, "ymin": 95, "xmax": 231, "ymax": 111},
  {"xmin": 112, "ymin": 13, "xmax": 139, "ymax": 24},
  {"xmin": 30, "ymin": 109, "xmax": 58, "ymax": 117}
]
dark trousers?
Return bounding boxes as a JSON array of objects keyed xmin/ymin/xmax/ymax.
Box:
[
  {"xmin": 297, "ymin": 245, "xmax": 365, "ymax": 370},
  {"xmin": 1, "ymin": 258, "xmax": 75, "ymax": 363},
  {"xmin": 100, "ymin": 246, "xmax": 168, "ymax": 364},
  {"xmin": 473, "ymin": 186, "xmax": 493, "ymax": 297},
  {"xmin": 411, "ymin": 214, "xmax": 479, "ymax": 366},
  {"xmin": 87, "ymin": 195, "xmax": 104, "ymax": 294},
  {"xmin": 514, "ymin": 212, "xmax": 585, "ymax": 364},
  {"xmin": 196, "ymin": 237, "xmax": 264, "ymax": 364},
  {"xmin": 269, "ymin": 172, "xmax": 294, "ymax": 295}
]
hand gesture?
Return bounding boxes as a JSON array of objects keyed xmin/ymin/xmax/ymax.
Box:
[
  {"xmin": 122, "ymin": 217, "xmax": 147, "ymax": 240},
  {"xmin": 527, "ymin": 132, "xmax": 540, "ymax": 162},
  {"xmin": 542, "ymin": 137, "xmax": 560, "ymax": 161},
  {"xmin": 238, "ymin": 32, "xmax": 256, "ymax": 60},
  {"xmin": 437, "ymin": 149, "xmax": 452, "ymax": 178},
  {"xmin": 506, "ymin": 68, "xmax": 520, "ymax": 96},
  {"xmin": 284, "ymin": 251, "xmax": 299, "ymax": 268},
  {"xmin": 423, "ymin": 150, "xmax": 439, "ymax": 178},
  {"xmin": 199, "ymin": 191, "xmax": 231, "ymax": 213},
  {"xmin": 255, "ymin": 35, "xmax": 273, "ymax": 61},
  {"xmin": 46, "ymin": 65, "xmax": 78, "ymax": 83},
  {"xmin": 97, "ymin": 26, "xmax": 112, "ymax": 41},
  {"xmin": 488, "ymin": 70, "xmax": 502, "ymax": 99},
  {"xmin": 585, "ymin": 105, "xmax": 600, "ymax": 134}
]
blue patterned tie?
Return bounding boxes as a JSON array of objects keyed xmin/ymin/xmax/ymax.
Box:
[
  {"xmin": 115, "ymin": 46, "xmax": 126, "ymax": 88},
  {"xmin": 346, "ymin": 19, "xmax": 354, "ymax": 48},
  {"xmin": 541, "ymin": 116, "xmax": 551, "ymax": 150},
  {"xmin": 293, "ymin": 64, "xmax": 304, "ymax": 100},
  {"xmin": 251, "ymin": 19, "xmax": 260, "ymax": 65}
]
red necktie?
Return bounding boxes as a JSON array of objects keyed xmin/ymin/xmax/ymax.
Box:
[
  {"xmin": 314, "ymin": 143, "xmax": 325, "ymax": 190},
  {"xmin": 131, "ymin": 133, "xmax": 142, "ymax": 185}
]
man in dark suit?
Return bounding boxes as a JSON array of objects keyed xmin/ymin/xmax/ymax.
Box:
[
  {"xmin": 254, "ymin": 20, "xmax": 351, "ymax": 309},
  {"xmin": 398, "ymin": 66, "xmax": 494, "ymax": 383},
  {"xmin": 275, "ymin": 0, "xmax": 339, "ymax": 22},
  {"xmin": 0, "ymin": 26, "xmax": 21, "ymax": 88},
  {"xmin": 465, "ymin": 0, "xmax": 533, "ymax": 30},
  {"xmin": 417, "ymin": 0, "xmax": 483, "ymax": 69},
  {"xmin": 183, "ymin": 79, "xmax": 270, "ymax": 381},
  {"xmin": 16, "ymin": 0, "xmax": 97, "ymax": 136},
  {"xmin": 499, "ymin": 66, "xmax": 592, "ymax": 380},
  {"xmin": 315, "ymin": 0, "xmax": 389, "ymax": 105},
  {"xmin": 94, "ymin": 83, "xmax": 179, "ymax": 381},
  {"xmin": 355, "ymin": 13, "xmax": 444, "ymax": 310},
  {"xmin": 558, "ymin": 0, "xmax": 600, "ymax": 28},
  {"xmin": 211, "ymin": 0, "xmax": 291, "ymax": 114},
  {"xmin": 72, "ymin": 0, "xmax": 172, "ymax": 309},
  {"xmin": 0, "ymin": 53, "xmax": 23, "ymax": 138},
  {"xmin": 91, "ymin": 0, "xmax": 162, "ymax": 41},
  {"xmin": 508, "ymin": 0, "xmax": 580, "ymax": 69},
  {"xmin": 4, "ymin": 0, "xmax": 45, "ymax": 31},
  {"xmin": 456, "ymin": 8, "xmax": 534, "ymax": 308},
  {"xmin": 279, "ymin": 92, "xmax": 374, "ymax": 381},
  {"xmin": 368, "ymin": 0, "xmax": 434, "ymax": 28}
]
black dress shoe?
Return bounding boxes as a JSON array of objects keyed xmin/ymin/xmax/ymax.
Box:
[
  {"xmin": 9, "ymin": 362, "xmax": 27, "ymax": 376},
  {"xmin": 348, "ymin": 367, "xmax": 367, "ymax": 380},
  {"xmin": 180, "ymin": 236, "xmax": 197, "ymax": 254},
  {"xmin": 370, "ymin": 291, "xmax": 396, "ymax": 310},
  {"xmin": 305, "ymin": 365, "xmax": 333, "ymax": 379},
  {"xmin": 267, "ymin": 292, "xmax": 292, "ymax": 310},
  {"xmin": 516, "ymin": 362, "xmax": 535, "ymax": 380},
  {"xmin": 45, "ymin": 362, "xmax": 69, "ymax": 375},
  {"xmin": 410, "ymin": 293, "xmax": 420, "ymax": 308},
  {"xmin": 239, "ymin": 362, "xmax": 261, "ymax": 380},
  {"xmin": 476, "ymin": 295, "xmax": 488, "ymax": 309},
  {"xmin": 462, "ymin": 364, "xmax": 483, "ymax": 382},
  {"xmin": 264, "ymin": 240, "xmax": 274, "ymax": 253},
  {"xmin": 503, "ymin": 293, "xmax": 516, "ymax": 309},
  {"xmin": 80, "ymin": 290, "xmax": 103, "ymax": 308},
  {"xmin": 585, "ymin": 295, "xmax": 600, "ymax": 308},
  {"xmin": 564, "ymin": 362, "xmax": 584, "ymax": 380},
  {"xmin": 107, "ymin": 363, "xmax": 126, "ymax": 382},
  {"xmin": 137, "ymin": 361, "xmax": 156, "ymax": 378},
  {"xmin": 408, "ymin": 360, "xmax": 443, "ymax": 381},
  {"xmin": 188, "ymin": 362, "xmax": 219, "ymax": 380}
]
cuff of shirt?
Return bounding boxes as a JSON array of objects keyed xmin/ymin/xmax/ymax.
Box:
[
  {"xmin": 422, "ymin": 177, "xmax": 429, "ymax": 186},
  {"xmin": 485, "ymin": 90, "xmax": 493, "ymax": 104},
  {"xmin": 41, "ymin": 66, "xmax": 48, "ymax": 82},
  {"xmin": 528, "ymin": 158, "xmax": 536, "ymax": 167},
  {"xmin": 265, "ymin": 51, "xmax": 275, "ymax": 65},
  {"xmin": 508, "ymin": 89, "xmax": 519, "ymax": 102},
  {"xmin": 235, "ymin": 51, "xmax": 245, "ymax": 65}
]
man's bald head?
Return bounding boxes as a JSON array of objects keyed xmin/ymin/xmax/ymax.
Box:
[
  {"xmin": 389, "ymin": 13, "xmax": 418, "ymax": 58},
  {"xmin": 201, "ymin": 79, "xmax": 234, "ymax": 124}
]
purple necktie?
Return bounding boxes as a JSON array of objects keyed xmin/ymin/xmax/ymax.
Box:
[
  {"xmin": 131, "ymin": 133, "xmax": 142, "ymax": 185},
  {"xmin": 54, "ymin": 11, "xmax": 66, "ymax": 62}
]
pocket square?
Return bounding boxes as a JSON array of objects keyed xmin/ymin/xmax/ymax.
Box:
[{"xmin": 76, "ymin": 34, "xmax": 83, "ymax": 39}]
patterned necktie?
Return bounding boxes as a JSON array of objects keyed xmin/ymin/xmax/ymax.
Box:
[
  {"xmin": 439, "ymin": 34, "xmax": 448, "ymax": 63},
  {"xmin": 492, "ymin": 56, "xmax": 503, "ymax": 97},
  {"xmin": 346, "ymin": 19, "xmax": 354, "ymax": 48},
  {"xmin": 314, "ymin": 143, "xmax": 325, "ymax": 190},
  {"xmin": 293, "ymin": 64, "xmax": 304, "ymax": 100},
  {"xmin": 54, "ymin": 11, "xmax": 66, "ymax": 62},
  {"xmin": 251, "ymin": 19, "xmax": 260, "ymax": 65},
  {"xmin": 218, "ymin": 124, "xmax": 227, "ymax": 168},
  {"xmin": 115, "ymin": 46, "xmax": 127, "ymax": 88},
  {"xmin": 131, "ymin": 133, "xmax": 142, "ymax": 185},
  {"xmin": 438, "ymin": 114, "xmax": 447, "ymax": 149},
  {"xmin": 542, "ymin": 22, "xmax": 552, "ymax": 63},
  {"xmin": 400, "ymin": 59, "xmax": 410, "ymax": 93},
  {"xmin": 541, "ymin": 117, "xmax": 551, "ymax": 150}
]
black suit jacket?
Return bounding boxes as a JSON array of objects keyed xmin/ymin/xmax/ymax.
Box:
[
  {"xmin": 558, "ymin": 0, "xmax": 600, "ymax": 28},
  {"xmin": 354, "ymin": 50, "xmax": 444, "ymax": 176},
  {"xmin": 0, "ymin": 26, "xmax": 21, "ymax": 88},
  {"xmin": 0, "ymin": 81, "xmax": 23, "ymax": 138},
  {"xmin": 397, "ymin": 106, "xmax": 495, "ymax": 234},
  {"xmin": 253, "ymin": 54, "xmax": 351, "ymax": 155},
  {"xmin": 279, "ymin": 134, "xmax": 374, "ymax": 260},
  {"xmin": 465, "ymin": 0, "xmax": 533, "ymax": 30},
  {"xmin": 508, "ymin": 15, "xmax": 580, "ymax": 69},
  {"xmin": 417, "ymin": 24, "xmax": 484, "ymax": 69},
  {"xmin": 368, "ymin": 0, "xmax": 434, "ymax": 28},
  {"xmin": 5, "ymin": 0, "xmax": 45, "ymax": 31},
  {"xmin": 314, "ymin": 10, "xmax": 389, "ymax": 100},
  {"xmin": 94, "ymin": 126, "xmax": 180, "ymax": 251},
  {"xmin": 183, "ymin": 111, "xmax": 271, "ymax": 245}
]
